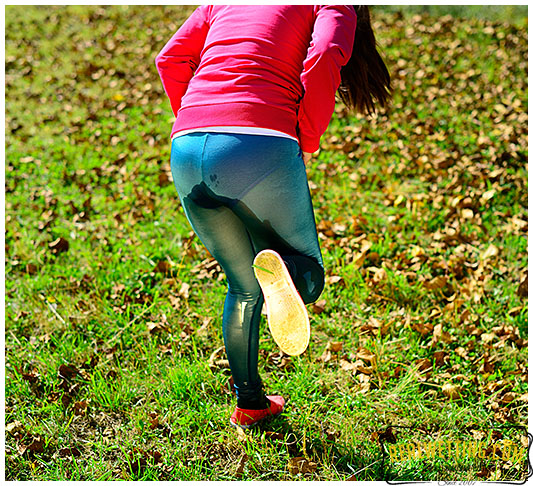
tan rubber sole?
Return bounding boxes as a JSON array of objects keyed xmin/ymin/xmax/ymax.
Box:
[{"xmin": 253, "ymin": 250, "xmax": 310, "ymax": 356}]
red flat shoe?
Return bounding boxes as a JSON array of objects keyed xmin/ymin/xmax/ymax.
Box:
[{"xmin": 230, "ymin": 395, "xmax": 285, "ymax": 429}]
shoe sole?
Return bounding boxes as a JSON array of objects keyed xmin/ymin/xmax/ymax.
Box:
[
  {"xmin": 229, "ymin": 419, "xmax": 256, "ymax": 430},
  {"xmin": 253, "ymin": 250, "xmax": 310, "ymax": 356}
]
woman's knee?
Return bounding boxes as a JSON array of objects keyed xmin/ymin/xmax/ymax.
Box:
[
  {"xmin": 300, "ymin": 265, "xmax": 325, "ymax": 304},
  {"xmin": 283, "ymin": 255, "xmax": 324, "ymax": 304}
]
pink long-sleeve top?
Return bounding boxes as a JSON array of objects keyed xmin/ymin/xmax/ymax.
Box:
[{"xmin": 155, "ymin": 5, "xmax": 356, "ymax": 153}]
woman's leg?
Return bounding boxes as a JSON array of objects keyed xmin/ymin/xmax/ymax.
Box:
[
  {"xmin": 229, "ymin": 140, "xmax": 325, "ymax": 304},
  {"xmin": 170, "ymin": 134, "xmax": 268, "ymax": 409},
  {"xmin": 170, "ymin": 132, "xmax": 325, "ymax": 409},
  {"xmin": 180, "ymin": 195, "xmax": 267, "ymax": 408}
]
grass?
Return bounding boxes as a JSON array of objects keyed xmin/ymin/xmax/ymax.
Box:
[{"xmin": 5, "ymin": 5, "xmax": 528, "ymax": 481}]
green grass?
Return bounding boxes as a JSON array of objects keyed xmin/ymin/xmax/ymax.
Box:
[{"xmin": 5, "ymin": 5, "xmax": 528, "ymax": 481}]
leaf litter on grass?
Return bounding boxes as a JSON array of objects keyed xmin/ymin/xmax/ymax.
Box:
[{"xmin": 5, "ymin": 5, "xmax": 528, "ymax": 481}]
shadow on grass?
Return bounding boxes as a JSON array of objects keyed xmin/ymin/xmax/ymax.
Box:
[{"xmin": 247, "ymin": 415, "xmax": 385, "ymax": 480}]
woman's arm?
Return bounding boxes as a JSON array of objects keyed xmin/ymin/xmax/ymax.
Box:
[
  {"xmin": 297, "ymin": 6, "xmax": 356, "ymax": 153},
  {"xmin": 155, "ymin": 6, "xmax": 211, "ymax": 117}
]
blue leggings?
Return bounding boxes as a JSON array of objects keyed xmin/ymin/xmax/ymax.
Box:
[{"xmin": 170, "ymin": 133, "xmax": 324, "ymax": 408}]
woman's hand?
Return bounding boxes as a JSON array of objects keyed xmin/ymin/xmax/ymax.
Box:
[{"xmin": 302, "ymin": 151, "xmax": 312, "ymax": 164}]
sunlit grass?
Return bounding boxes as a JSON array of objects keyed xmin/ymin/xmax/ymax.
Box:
[{"xmin": 5, "ymin": 5, "xmax": 527, "ymax": 481}]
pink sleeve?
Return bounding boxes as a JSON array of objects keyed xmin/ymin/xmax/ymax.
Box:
[
  {"xmin": 155, "ymin": 6, "xmax": 211, "ymax": 117},
  {"xmin": 297, "ymin": 5, "xmax": 356, "ymax": 153}
]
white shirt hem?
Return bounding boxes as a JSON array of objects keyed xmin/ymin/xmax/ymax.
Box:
[{"xmin": 171, "ymin": 126, "xmax": 299, "ymax": 144}]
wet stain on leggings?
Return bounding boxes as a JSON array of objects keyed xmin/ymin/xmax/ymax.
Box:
[{"xmin": 184, "ymin": 180, "xmax": 324, "ymax": 303}]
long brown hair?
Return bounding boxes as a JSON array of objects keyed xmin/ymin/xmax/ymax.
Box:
[{"xmin": 338, "ymin": 6, "xmax": 391, "ymax": 114}]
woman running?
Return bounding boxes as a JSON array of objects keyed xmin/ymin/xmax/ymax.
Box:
[{"xmin": 156, "ymin": 5, "xmax": 390, "ymax": 428}]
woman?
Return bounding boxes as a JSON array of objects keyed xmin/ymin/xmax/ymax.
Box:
[{"xmin": 155, "ymin": 5, "xmax": 390, "ymax": 429}]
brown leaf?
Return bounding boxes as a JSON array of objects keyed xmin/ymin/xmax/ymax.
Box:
[
  {"xmin": 323, "ymin": 428, "xmax": 340, "ymax": 442},
  {"xmin": 339, "ymin": 359, "xmax": 358, "ymax": 372},
  {"xmin": 158, "ymin": 171, "xmax": 171, "ymax": 186},
  {"xmin": 73, "ymin": 400, "xmax": 88, "ymax": 416},
  {"xmin": 328, "ymin": 342, "xmax": 343, "ymax": 353},
  {"xmin": 431, "ymin": 323, "xmax": 452, "ymax": 345},
  {"xmin": 6, "ymin": 421, "xmax": 25, "ymax": 436},
  {"xmin": 415, "ymin": 358, "xmax": 432, "ymax": 373},
  {"xmin": 480, "ymin": 244, "xmax": 499, "ymax": 260},
  {"xmin": 208, "ymin": 346, "xmax": 227, "ymax": 370},
  {"xmin": 325, "ymin": 275, "xmax": 344, "ymax": 286},
  {"xmin": 311, "ymin": 299, "xmax": 327, "ymax": 314},
  {"xmin": 509, "ymin": 306, "xmax": 523, "ymax": 317},
  {"xmin": 319, "ymin": 341, "xmax": 344, "ymax": 363},
  {"xmin": 367, "ymin": 251, "xmax": 380, "ymax": 264},
  {"xmin": 442, "ymin": 383, "xmax": 461, "ymax": 400},
  {"xmin": 178, "ymin": 282, "xmax": 190, "ymax": 299},
  {"xmin": 25, "ymin": 263, "xmax": 38, "ymax": 275},
  {"xmin": 288, "ymin": 457, "xmax": 317, "ymax": 475},
  {"xmin": 149, "ymin": 450, "xmax": 162, "ymax": 464},
  {"xmin": 59, "ymin": 446, "xmax": 82, "ymax": 458},
  {"xmin": 20, "ymin": 369, "xmax": 40, "ymax": 384},
  {"xmin": 149, "ymin": 416, "xmax": 160, "ymax": 429},
  {"xmin": 412, "ymin": 320, "xmax": 434, "ymax": 336},
  {"xmin": 433, "ymin": 351, "xmax": 447, "ymax": 367},
  {"xmin": 158, "ymin": 343, "xmax": 173, "ymax": 354},
  {"xmin": 351, "ymin": 252, "xmax": 367, "ymax": 269},
  {"xmin": 481, "ymin": 332, "xmax": 496, "ymax": 344},
  {"xmin": 454, "ymin": 346, "xmax": 468, "ymax": 359},
  {"xmin": 476, "ymin": 465, "xmax": 491, "ymax": 478},
  {"xmin": 61, "ymin": 394, "xmax": 72, "ymax": 408},
  {"xmin": 340, "ymin": 358, "xmax": 372, "ymax": 375},
  {"xmin": 482, "ymin": 354, "xmax": 495, "ymax": 374},
  {"xmin": 359, "ymin": 316, "xmax": 384, "ymax": 336},
  {"xmin": 424, "ymin": 276, "xmax": 448, "ymax": 290},
  {"xmin": 155, "ymin": 260, "xmax": 171, "ymax": 274},
  {"xmin": 147, "ymin": 314, "xmax": 170, "ymax": 334},
  {"xmin": 235, "ymin": 453, "xmax": 248, "ymax": 478},
  {"xmin": 500, "ymin": 392, "xmax": 517, "ymax": 405},
  {"xmin": 49, "ymin": 237, "xmax": 69, "ymax": 254},
  {"xmin": 393, "ymin": 366, "xmax": 403, "ymax": 379},
  {"xmin": 58, "ymin": 364, "xmax": 79, "ymax": 380},
  {"xmin": 518, "ymin": 272, "xmax": 527, "ymax": 298},
  {"xmin": 27, "ymin": 437, "xmax": 45, "ymax": 454},
  {"xmin": 356, "ymin": 347, "xmax": 376, "ymax": 366},
  {"xmin": 373, "ymin": 426, "xmax": 397, "ymax": 444}
]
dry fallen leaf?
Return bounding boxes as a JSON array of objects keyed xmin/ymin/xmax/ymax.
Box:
[
  {"xmin": 288, "ymin": 456, "xmax": 317, "ymax": 476},
  {"xmin": 318, "ymin": 341, "xmax": 343, "ymax": 363},
  {"xmin": 415, "ymin": 358, "xmax": 432, "ymax": 373},
  {"xmin": 424, "ymin": 275, "xmax": 447, "ymax": 290},
  {"xmin": 73, "ymin": 400, "xmax": 88, "ymax": 416},
  {"xmin": 433, "ymin": 350, "xmax": 447, "ymax": 367},
  {"xmin": 6, "ymin": 421, "xmax": 25, "ymax": 436},
  {"xmin": 500, "ymin": 392, "xmax": 517, "ymax": 405},
  {"xmin": 58, "ymin": 364, "xmax": 79, "ymax": 380},
  {"xmin": 480, "ymin": 243, "xmax": 499, "ymax": 260},
  {"xmin": 49, "ymin": 237, "xmax": 69, "ymax": 254},
  {"xmin": 442, "ymin": 383, "xmax": 461, "ymax": 400},
  {"xmin": 235, "ymin": 453, "xmax": 248, "ymax": 478},
  {"xmin": 412, "ymin": 320, "xmax": 434, "ymax": 336},
  {"xmin": 264, "ymin": 431, "xmax": 284, "ymax": 441},
  {"xmin": 311, "ymin": 299, "xmax": 327, "ymax": 314},
  {"xmin": 518, "ymin": 272, "xmax": 527, "ymax": 298},
  {"xmin": 58, "ymin": 446, "xmax": 82, "ymax": 458}
]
